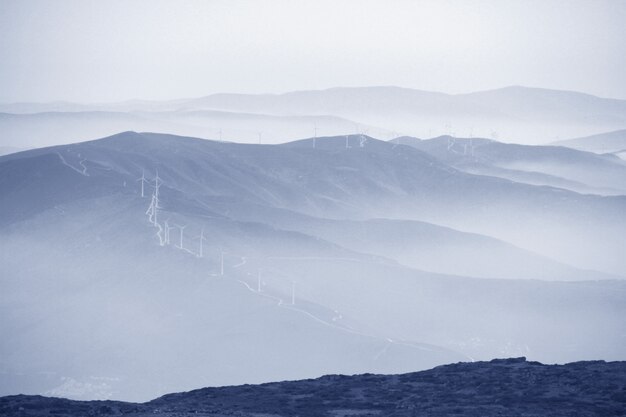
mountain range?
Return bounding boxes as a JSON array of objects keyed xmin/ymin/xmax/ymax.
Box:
[
  {"xmin": 1, "ymin": 131, "xmax": 625, "ymax": 401},
  {"xmin": 2, "ymin": 86, "xmax": 626, "ymax": 149},
  {"xmin": 553, "ymin": 128, "xmax": 626, "ymax": 154},
  {"xmin": 392, "ymin": 135, "xmax": 626, "ymax": 195},
  {"xmin": 0, "ymin": 110, "xmax": 390, "ymax": 149}
]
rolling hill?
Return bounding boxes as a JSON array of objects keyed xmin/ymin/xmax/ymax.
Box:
[
  {"xmin": 1, "ymin": 131, "xmax": 625, "ymax": 401},
  {"xmin": 0, "ymin": 110, "xmax": 389, "ymax": 149},
  {"xmin": 553, "ymin": 128, "xmax": 626, "ymax": 153},
  {"xmin": 2, "ymin": 85, "xmax": 625, "ymax": 145},
  {"xmin": 392, "ymin": 135, "xmax": 626, "ymax": 195}
]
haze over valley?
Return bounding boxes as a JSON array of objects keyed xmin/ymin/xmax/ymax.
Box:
[
  {"xmin": 1, "ymin": 129, "xmax": 625, "ymax": 400},
  {"xmin": 3, "ymin": 86, "xmax": 626, "ymax": 150},
  {"xmin": 1, "ymin": 0, "xmax": 625, "ymax": 410}
]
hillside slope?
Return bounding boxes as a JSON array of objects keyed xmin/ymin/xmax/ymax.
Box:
[
  {"xmin": 393, "ymin": 135, "xmax": 626, "ymax": 195},
  {"xmin": 2, "ymin": 132, "xmax": 625, "ymax": 402},
  {"xmin": 1, "ymin": 358, "xmax": 624, "ymax": 417},
  {"xmin": 553, "ymin": 128, "xmax": 626, "ymax": 153},
  {"xmin": 3, "ymin": 85, "xmax": 625, "ymax": 144}
]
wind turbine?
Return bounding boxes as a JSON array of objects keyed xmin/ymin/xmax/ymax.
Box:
[
  {"xmin": 145, "ymin": 195, "xmax": 154, "ymax": 217},
  {"xmin": 164, "ymin": 218, "xmax": 174, "ymax": 245},
  {"xmin": 151, "ymin": 170, "xmax": 164, "ymax": 225},
  {"xmin": 156, "ymin": 221, "xmax": 167, "ymax": 246},
  {"xmin": 194, "ymin": 227, "xmax": 207, "ymax": 258},
  {"xmin": 137, "ymin": 170, "xmax": 149, "ymax": 197},
  {"xmin": 447, "ymin": 136, "xmax": 454, "ymax": 151},
  {"xmin": 153, "ymin": 170, "xmax": 162, "ymax": 204},
  {"xmin": 145, "ymin": 193, "xmax": 158, "ymax": 225},
  {"xmin": 173, "ymin": 223, "xmax": 187, "ymax": 249},
  {"xmin": 359, "ymin": 132, "xmax": 367, "ymax": 148},
  {"xmin": 345, "ymin": 135, "xmax": 350, "ymax": 149}
]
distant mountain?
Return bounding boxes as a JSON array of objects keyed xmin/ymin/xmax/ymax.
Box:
[
  {"xmin": 0, "ymin": 110, "xmax": 389, "ymax": 149},
  {"xmin": 2, "ymin": 86, "xmax": 625, "ymax": 145},
  {"xmin": 392, "ymin": 135, "xmax": 626, "ymax": 195},
  {"xmin": 553, "ymin": 128, "xmax": 626, "ymax": 153},
  {"xmin": 1, "ymin": 358, "xmax": 624, "ymax": 417},
  {"xmin": 4, "ymin": 132, "xmax": 626, "ymax": 274},
  {"xmin": 1, "ymin": 132, "xmax": 625, "ymax": 401},
  {"xmin": 3, "ymin": 131, "xmax": 626, "ymax": 275},
  {"xmin": 182, "ymin": 86, "xmax": 626, "ymax": 143},
  {"xmin": 0, "ymin": 146, "xmax": 21, "ymax": 156}
]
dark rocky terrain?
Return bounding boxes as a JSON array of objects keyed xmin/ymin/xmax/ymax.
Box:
[{"xmin": 1, "ymin": 358, "xmax": 624, "ymax": 417}]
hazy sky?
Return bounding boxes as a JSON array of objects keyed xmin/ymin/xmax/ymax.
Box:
[{"xmin": 1, "ymin": 0, "xmax": 625, "ymax": 103}]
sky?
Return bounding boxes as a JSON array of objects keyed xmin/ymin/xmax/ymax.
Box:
[{"xmin": 0, "ymin": 0, "xmax": 625, "ymax": 103}]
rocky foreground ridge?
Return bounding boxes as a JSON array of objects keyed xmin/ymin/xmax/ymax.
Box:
[{"xmin": 1, "ymin": 358, "xmax": 625, "ymax": 417}]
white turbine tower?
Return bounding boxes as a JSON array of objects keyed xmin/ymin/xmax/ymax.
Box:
[
  {"xmin": 145, "ymin": 194, "xmax": 158, "ymax": 225},
  {"xmin": 163, "ymin": 218, "xmax": 174, "ymax": 245},
  {"xmin": 153, "ymin": 170, "xmax": 162, "ymax": 205},
  {"xmin": 155, "ymin": 221, "xmax": 167, "ymax": 246},
  {"xmin": 194, "ymin": 227, "xmax": 207, "ymax": 258},
  {"xmin": 173, "ymin": 223, "xmax": 187, "ymax": 249},
  {"xmin": 447, "ymin": 136, "xmax": 455, "ymax": 151},
  {"xmin": 145, "ymin": 195, "xmax": 154, "ymax": 217},
  {"xmin": 359, "ymin": 131, "xmax": 367, "ymax": 148},
  {"xmin": 145, "ymin": 169, "xmax": 163, "ymax": 226},
  {"xmin": 137, "ymin": 170, "xmax": 149, "ymax": 198}
]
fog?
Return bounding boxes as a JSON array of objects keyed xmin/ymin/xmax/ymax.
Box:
[
  {"xmin": 3, "ymin": 86, "xmax": 626, "ymax": 149},
  {"xmin": 554, "ymin": 129, "xmax": 626, "ymax": 153},
  {"xmin": 1, "ymin": 0, "xmax": 625, "ymax": 407},
  {"xmin": 1, "ymin": 132, "xmax": 625, "ymax": 401},
  {"xmin": 394, "ymin": 135, "xmax": 626, "ymax": 195},
  {"xmin": 0, "ymin": 110, "xmax": 391, "ymax": 149},
  {"xmin": 2, "ymin": 1, "xmax": 626, "ymax": 103}
]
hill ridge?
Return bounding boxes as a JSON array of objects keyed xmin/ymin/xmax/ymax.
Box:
[{"xmin": 1, "ymin": 358, "xmax": 624, "ymax": 417}]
